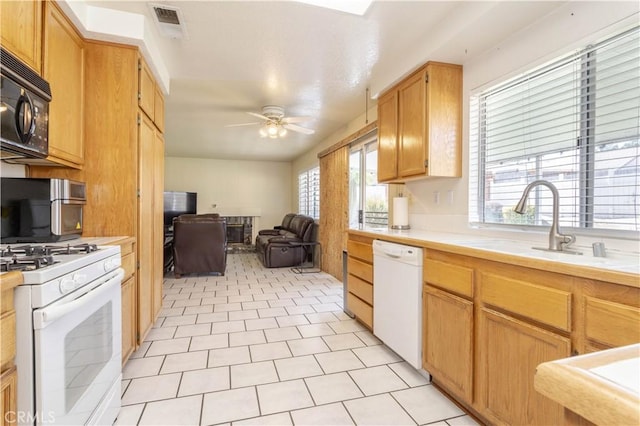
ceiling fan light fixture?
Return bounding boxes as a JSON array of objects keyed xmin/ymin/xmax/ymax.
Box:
[
  {"xmin": 267, "ymin": 122, "xmax": 279, "ymax": 136},
  {"xmin": 278, "ymin": 127, "xmax": 287, "ymax": 137},
  {"xmin": 259, "ymin": 127, "xmax": 268, "ymax": 137}
]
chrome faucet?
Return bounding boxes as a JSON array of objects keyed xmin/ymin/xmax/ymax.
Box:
[{"xmin": 514, "ymin": 180, "xmax": 576, "ymax": 252}]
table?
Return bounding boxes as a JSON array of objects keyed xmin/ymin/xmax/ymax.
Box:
[{"xmin": 289, "ymin": 241, "xmax": 322, "ymax": 273}]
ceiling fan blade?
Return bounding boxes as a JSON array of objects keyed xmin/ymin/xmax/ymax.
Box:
[
  {"xmin": 247, "ymin": 112, "xmax": 270, "ymax": 121},
  {"xmin": 224, "ymin": 122, "xmax": 261, "ymax": 128},
  {"xmin": 283, "ymin": 116, "xmax": 313, "ymax": 124},
  {"xmin": 284, "ymin": 123, "xmax": 315, "ymax": 135}
]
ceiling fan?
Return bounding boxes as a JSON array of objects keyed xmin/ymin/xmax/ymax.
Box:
[{"xmin": 225, "ymin": 105, "xmax": 315, "ymax": 138}]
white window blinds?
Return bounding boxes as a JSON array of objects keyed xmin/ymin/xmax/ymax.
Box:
[
  {"xmin": 470, "ymin": 27, "xmax": 640, "ymax": 233},
  {"xmin": 298, "ymin": 166, "xmax": 320, "ymax": 219}
]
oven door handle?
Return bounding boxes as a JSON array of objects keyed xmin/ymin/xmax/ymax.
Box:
[{"xmin": 34, "ymin": 268, "xmax": 124, "ymax": 329}]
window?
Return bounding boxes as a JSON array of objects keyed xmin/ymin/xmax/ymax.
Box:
[
  {"xmin": 470, "ymin": 27, "xmax": 640, "ymax": 234},
  {"xmin": 350, "ymin": 137, "xmax": 388, "ymax": 228},
  {"xmin": 298, "ymin": 166, "xmax": 320, "ymax": 219}
]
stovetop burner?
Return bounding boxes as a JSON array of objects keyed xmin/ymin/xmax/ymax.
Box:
[
  {"xmin": 0, "ymin": 243, "xmax": 99, "ymax": 257},
  {"xmin": 0, "ymin": 255, "xmax": 57, "ymax": 272},
  {"xmin": 0, "ymin": 243, "xmax": 100, "ymax": 272}
]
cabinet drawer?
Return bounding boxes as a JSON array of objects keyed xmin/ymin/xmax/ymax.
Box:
[
  {"xmin": 348, "ymin": 274, "xmax": 373, "ymax": 305},
  {"xmin": 121, "ymin": 252, "xmax": 135, "ymax": 280},
  {"xmin": 120, "ymin": 240, "xmax": 135, "ymax": 256},
  {"xmin": 424, "ymin": 258, "xmax": 473, "ymax": 298},
  {"xmin": 348, "ymin": 257, "xmax": 372, "ymax": 283},
  {"xmin": 585, "ymin": 297, "xmax": 640, "ymax": 348},
  {"xmin": 347, "ymin": 240, "xmax": 373, "ymax": 263},
  {"xmin": 348, "ymin": 293, "xmax": 372, "ymax": 329},
  {"xmin": 481, "ymin": 272, "xmax": 571, "ymax": 332},
  {"xmin": 0, "ymin": 310, "xmax": 16, "ymax": 370}
]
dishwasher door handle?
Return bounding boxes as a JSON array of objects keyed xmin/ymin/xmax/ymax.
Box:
[{"xmin": 384, "ymin": 252, "xmax": 402, "ymax": 259}]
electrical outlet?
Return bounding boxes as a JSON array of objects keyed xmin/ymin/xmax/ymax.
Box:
[{"xmin": 433, "ymin": 191, "xmax": 440, "ymax": 204}]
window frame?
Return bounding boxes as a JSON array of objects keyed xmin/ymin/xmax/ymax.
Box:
[
  {"xmin": 469, "ymin": 26, "xmax": 640, "ymax": 239},
  {"xmin": 349, "ymin": 135, "xmax": 388, "ymax": 229},
  {"xmin": 298, "ymin": 166, "xmax": 320, "ymax": 219}
]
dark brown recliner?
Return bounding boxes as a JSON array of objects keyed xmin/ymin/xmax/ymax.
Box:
[
  {"xmin": 172, "ymin": 215, "xmax": 227, "ymax": 277},
  {"xmin": 258, "ymin": 213, "xmax": 296, "ymax": 236},
  {"xmin": 255, "ymin": 214, "xmax": 315, "ymax": 268}
]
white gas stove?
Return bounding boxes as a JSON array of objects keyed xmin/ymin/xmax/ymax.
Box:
[{"xmin": 3, "ymin": 242, "xmax": 123, "ymax": 425}]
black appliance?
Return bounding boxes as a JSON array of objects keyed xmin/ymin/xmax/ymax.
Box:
[
  {"xmin": 1, "ymin": 178, "xmax": 86, "ymax": 243},
  {"xmin": 0, "ymin": 47, "xmax": 51, "ymax": 162},
  {"xmin": 163, "ymin": 191, "xmax": 197, "ymax": 228}
]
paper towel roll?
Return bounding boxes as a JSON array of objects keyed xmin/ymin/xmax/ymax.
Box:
[{"xmin": 392, "ymin": 197, "xmax": 409, "ymax": 228}]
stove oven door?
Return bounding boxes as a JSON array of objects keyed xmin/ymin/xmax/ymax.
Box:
[{"xmin": 32, "ymin": 268, "xmax": 123, "ymax": 425}]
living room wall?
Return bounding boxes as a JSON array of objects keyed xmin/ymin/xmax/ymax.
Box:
[{"xmin": 164, "ymin": 157, "xmax": 292, "ymax": 231}]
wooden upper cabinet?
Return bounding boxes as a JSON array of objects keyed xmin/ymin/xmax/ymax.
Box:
[
  {"xmin": 154, "ymin": 85, "xmax": 165, "ymax": 133},
  {"xmin": 138, "ymin": 55, "xmax": 165, "ymax": 132},
  {"xmin": 138, "ymin": 57, "xmax": 155, "ymax": 119},
  {"xmin": 0, "ymin": 0, "xmax": 43, "ymax": 73},
  {"xmin": 377, "ymin": 90, "xmax": 398, "ymax": 182},
  {"xmin": 398, "ymin": 71, "xmax": 426, "ymax": 178},
  {"xmin": 43, "ymin": 1, "xmax": 84, "ymax": 167},
  {"xmin": 377, "ymin": 62, "xmax": 462, "ymax": 182}
]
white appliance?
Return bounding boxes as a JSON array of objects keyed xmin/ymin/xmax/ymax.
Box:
[
  {"xmin": 1, "ymin": 243, "xmax": 123, "ymax": 425},
  {"xmin": 373, "ymin": 239, "xmax": 424, "ymax": 370}
]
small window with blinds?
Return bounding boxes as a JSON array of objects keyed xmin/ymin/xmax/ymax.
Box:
[
  {"xmin": 299, "ymin": 166, "xmax": 320, "ymax": 219},
  {"xmin": 470, "ymin": 27, "xmax": 640, "ymax": 234}
]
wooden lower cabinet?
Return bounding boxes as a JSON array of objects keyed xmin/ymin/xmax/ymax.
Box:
[
  {"xmin": 423, "ymin": 285, "xmax": 473, "ymax": 402},
  {"xmin": 479, "ymin": 308, "xmax": 570, "ymax": 425},
  {"xmin": 581, "ymin": 280, "xmax": 640, "ymax": 352},
  {"xmin": 1, "ymin": 367, "xmax": 17, "ymax": 426},
  {"xmin": 346, "ymin": 235, "xmax": 374, "ymax": 329},
  {"xmin": 0, "ymin": 272, "xmax": 21, "ymax": 426},
  {"xmin": 121, "ymin": 275, "xmax": 137, "ymax": 364}
]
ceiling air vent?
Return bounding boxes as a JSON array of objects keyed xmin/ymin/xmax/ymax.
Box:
[{"xmin": 150, "ymin": 4, "xmax": 187, "ymax": 39}]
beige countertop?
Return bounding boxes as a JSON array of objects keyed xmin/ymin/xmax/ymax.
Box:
[
  {"xmin": 73, "ymin": 236, "xmax": 134, "ymax": 246},
  {"xmin": 534, "ymin": 344, "xmax": 640, "ymax": 425},
  {"xmin": 0, "ymin": 271, "xmax": 23, "ymax": 291},
  {"xmin": 349, "ymin": 227, "xmax": 640, "ymax": 287}
]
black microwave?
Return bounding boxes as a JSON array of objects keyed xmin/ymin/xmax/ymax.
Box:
[{"xmin": 0, "ymin": 47, "xmax": 51, "ymax": 161}]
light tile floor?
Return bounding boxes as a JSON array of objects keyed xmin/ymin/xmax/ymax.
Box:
[{"xmin": 116, "ymin": 253, "xmax": 481, "ymax": 426}]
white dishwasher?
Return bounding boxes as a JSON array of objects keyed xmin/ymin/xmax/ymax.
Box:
[{"xmin": 373, "ymin": 239, "xmax": 424, "ymax": 369}]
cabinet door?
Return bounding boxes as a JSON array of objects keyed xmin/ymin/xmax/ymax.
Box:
[
  {"xmin": 1, "ymin": 366, "xmax": 17, "ymax": 426},
  {"xmin": 43, "ymin": 2, "xmax": 84, "ymax": 167},
  {"xmin": 424, "ymin": 63, "xmax": 462, "ymax": 177},
  {"xmin": 582, "ymin": 281, "xmax": 640, "ymax": 352},
  {"xmin": 479, "ymin": 308, "xmax": 570, "ymax": 426},
  {"xmin": 0, "ymin": 0, "xmax": 42, "ymax": 73},
  {"xmin": 377, "ymin": 90, "xmax": 398, "ymax": 182},
  {"xmin": 423, "ymin": 286, "xmax": 473, "ymax": 402},
  {"xmin": 138, "ymin": 58, "xmax": 155, "ymax": 119},
  {"xmin": 121, "ymin": 276, "xmax": 136, "ymax": 364},
  {"xmin": 398, "ymin": 71, "xmax": 427, "ymax": 178},
  {"xmin": 152, "ymin": 131, "xmax": 165, "ymax": 319},
  {"xmin": 154, "ymin": 86, "xmax": 165, "ymax": 132},
  {"xmin": 137, "ymin": 113, "xmax": 156, "ymax": 343}
]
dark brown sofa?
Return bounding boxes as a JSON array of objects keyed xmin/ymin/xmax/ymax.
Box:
[
  {"xmin": 172, "ymin": 214, "xmax": 227, "ymax": 277},
  {"xmin": 255, "ymin": 214, "xmax": 315, "ymax": 268}
]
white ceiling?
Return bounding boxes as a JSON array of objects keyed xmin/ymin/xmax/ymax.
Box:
[{"xmin": 85, "ymin": 0, "xmax": 569, "ymax": 162}]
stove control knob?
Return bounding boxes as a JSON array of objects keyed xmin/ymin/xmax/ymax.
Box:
[
  {"xmin": 104, "ymin": 258, "xmax": 118, "ymax": 272},
  {"xmin": 60, "ymin": 278, "xmax": 77, "ymax": 293}
]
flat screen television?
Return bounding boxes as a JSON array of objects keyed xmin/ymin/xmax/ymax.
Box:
[{"xmin": 163, "ymin": 191, "xmax": 197, "ymax": 227}]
